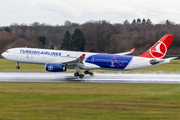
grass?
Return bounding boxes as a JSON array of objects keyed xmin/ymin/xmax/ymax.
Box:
[
  {"xmin": 0, "ymin": 59, "xmax": 46, "ymax": 72},
  {"xmin": 1, "ymin": 59, "xmax": 180, "ymax": 119},
  {"xmin": 0, "ymin": 83, "xmax": 180, "ymax": 120},
  {"xmin": 1, "ymin": 59, "xmax": 180, "ymax": 73}
]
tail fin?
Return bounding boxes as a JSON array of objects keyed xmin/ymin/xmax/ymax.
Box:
[{"xmin": 138, "ymin": 35, "xmax": 174, "ymax": 59}]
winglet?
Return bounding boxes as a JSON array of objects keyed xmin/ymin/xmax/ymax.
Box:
[
  {"xmin": 138, "ymin": 35, "xmax": 174, "ymax": 59},
  {"xmin": 129, "ymin": 48, "xmax": 135, "ymax": 53},
  {"xmin": 79, "ymin": 54, "xmax": 85, "ymax": 59}
]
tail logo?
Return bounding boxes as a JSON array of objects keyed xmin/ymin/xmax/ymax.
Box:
[{"xmin": 150, "ymin": 41, "xmax": 167, "ymax": 58}]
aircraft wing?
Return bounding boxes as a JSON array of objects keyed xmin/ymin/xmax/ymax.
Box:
[
  {"xmin": 52, "ymin": 54, "xmax": 86, "ymax": 66},
  {"xmin": 114, "ymin": 48, "xmax": 135, "ymax": 55}
]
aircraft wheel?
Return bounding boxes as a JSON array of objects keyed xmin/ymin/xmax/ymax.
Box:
[
  {"xmin": 84, "ymin": 71, "xmax": 89, "ymax": 74},
  {"xmin": 89, "ymin": 72, "xmax": 93, "ymax": 76},
  {"xmin": 79, "ymin": 74, "xmax": 84, "ymax": 78},
  {"xmin": 74, "ymin": 72, "xmax": 79, "ymax": 77},
  {"xmin": 16, "ymin": 66, "xmax": 20, "ymax": 69},
  {"xmin": 84, "ymin": 71, "xmax": 93, "ymax": 76}
]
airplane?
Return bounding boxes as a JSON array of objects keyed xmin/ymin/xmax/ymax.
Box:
[{"xmin": 1, "ymin": 34, "xmax": 177, "ymax": 78}]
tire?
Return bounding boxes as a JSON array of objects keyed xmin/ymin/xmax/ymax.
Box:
[
  {"xmin": 74, "ymin": 72, "xmax": 79, "ymax": 77},
  {"xmin": 84, "ymin": 71, "xmax": 89, "ymax": 74},
  {"xmin": 89, "ymin": 72, "xmax": 93, "ymax": 76},
  {"xmin": 16, "ymin": 66, "xmax": 20, "ymax": 69},
  {"xmin": 79, "ymin": 74, "xmax": 84, "ymax": 78}
]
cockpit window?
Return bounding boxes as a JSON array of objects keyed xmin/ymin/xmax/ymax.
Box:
[{"xmin": 6, "ymin": 51, "xmax": 9, "ymax": 53}]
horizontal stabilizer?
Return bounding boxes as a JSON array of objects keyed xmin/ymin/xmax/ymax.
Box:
[
  {"xmin": 164, "ymin": 57, "xmax": 178, "ymax": 60},
  {"xmin": 150, "ymin": 57, "xmax": 177, "ymax": 65}
]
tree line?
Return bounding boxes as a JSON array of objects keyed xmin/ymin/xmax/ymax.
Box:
[
  {"xmin": 0, "ymin": 19, "xmax": 180, "ymax": 58},
  {"xmin": 61, "ymin": 29, "xmax": 86, "ymax": 51}
]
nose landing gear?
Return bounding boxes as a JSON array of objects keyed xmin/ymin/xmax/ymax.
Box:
[{"xmin": 16, "ymin": 62, "xmax": 20, "ymax": 69}]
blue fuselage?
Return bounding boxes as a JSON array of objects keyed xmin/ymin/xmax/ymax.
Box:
[{"xmin": 86, "ymin": 54, "xmax": 133, "ymax": 70}]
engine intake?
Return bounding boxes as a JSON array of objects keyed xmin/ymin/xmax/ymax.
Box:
[{"xmin": 45, "ymin": 63, "xmax": 66, "ymax": 72}]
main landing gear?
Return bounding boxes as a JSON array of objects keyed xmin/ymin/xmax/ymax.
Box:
[
  {"xmin": 74, "ymin": 66, "xmax": 93, "ymax": 78},
  {"xmin": 74, "ymin": 72, "xmax": 84, "ymax": 78},
  {"xmin": 84, "ymin": 70, "xmax": 93, "ymax": 76},
  {"xmin": 16, "ymin": 62, "xmax": 20, "ymax": 69},
  {"xmin": 74, "ymin": 70, "xmax": 93, "ymax": 78}
]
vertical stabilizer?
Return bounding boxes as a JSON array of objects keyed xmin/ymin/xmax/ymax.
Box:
[{"xmin": 138, "ymin": 35, "xmax": 174, "ymax": 59}]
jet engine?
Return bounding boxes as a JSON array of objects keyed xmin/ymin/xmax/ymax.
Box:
[{"xmin": 45, "ymin": 63, "xmax": 66, "ymax": 72}]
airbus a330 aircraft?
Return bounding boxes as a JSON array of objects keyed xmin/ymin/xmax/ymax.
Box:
[{"xmin": 1, "ymin": 34, "xmax": 177, "ymax": 78}]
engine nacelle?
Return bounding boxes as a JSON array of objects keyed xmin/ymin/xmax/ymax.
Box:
[{"xmin": 45, "ymin": 63, "xmax": 66, "ymax": 72}]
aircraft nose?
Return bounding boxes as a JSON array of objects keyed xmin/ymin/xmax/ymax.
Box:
[{"xmin": 1, "ymin": 52, "xmax": 5, "ymax": 58}]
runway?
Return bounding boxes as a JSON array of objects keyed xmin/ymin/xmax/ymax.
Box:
[{"xmin": 0, "ymin": 72, "xmax": 180, "ymax": 83}]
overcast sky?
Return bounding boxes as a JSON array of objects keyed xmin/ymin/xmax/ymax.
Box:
[{"xmin": 0, "ymin": 0, "xmax": 180, "ymax": 26}]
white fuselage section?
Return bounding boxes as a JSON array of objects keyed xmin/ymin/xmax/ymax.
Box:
[{"xmin": 1, "ymin": 48, "xmax": 170, "ymax": 71}]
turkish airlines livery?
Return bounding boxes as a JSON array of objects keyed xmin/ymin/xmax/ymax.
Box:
[{"xmin": 1, "ymin": 35, "xmax": 177, "ymax": 78}]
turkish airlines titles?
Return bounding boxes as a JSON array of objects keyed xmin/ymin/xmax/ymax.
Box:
[{"xmin": 19, "ymin": 49, "xmax": 62, "ymax": 56}]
